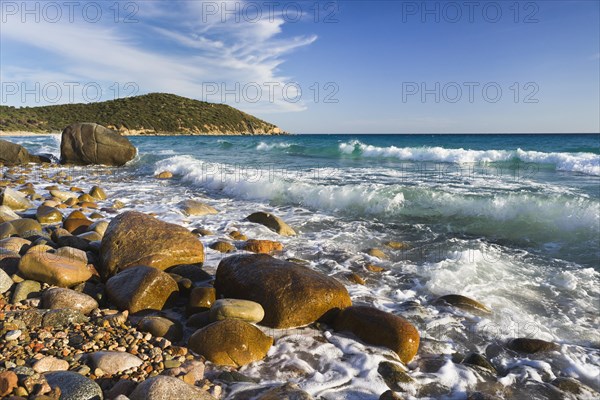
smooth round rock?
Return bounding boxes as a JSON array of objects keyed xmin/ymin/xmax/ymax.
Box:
[
  {"xmin": 129, "ymin": 375, "xmax": 214, "ymax": 400},
  {"xmin": 246, "ymin": 212, "xmax": 296, "ymax": 236},
  {"xmin": 138, "ymin": 316, "xmax": 183, "ymax": 342},
  {"xmin": 5, "ymin": 329, "xmax": 22, "ymax": 341},
  {"xmin": 88, "ymin": 351, "xmax": 143, "ymax": 375},
  {"xmin": 33, "ymin": 356, "xmax": 69, "ymax": 373},
  {"xmin": 210, "ymin": 298, "xmax": 265, "ymax": 323}
]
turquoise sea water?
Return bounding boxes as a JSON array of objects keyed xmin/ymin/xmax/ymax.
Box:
[{"xmin": 7, "ymin": 133, "xmax": 600, "ymax": 398}]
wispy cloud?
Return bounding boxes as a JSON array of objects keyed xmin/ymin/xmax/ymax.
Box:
[{"xmin": 0, "ymin": 0, "xmax": 317, "ymax": 112}]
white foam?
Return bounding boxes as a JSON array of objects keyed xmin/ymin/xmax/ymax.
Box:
[
  {"xmin": 339, "ymin": 140, "xmax": 600, "ymax": 175},
  {"xmin": 256, "ymin": 141, "xmax": 292, "ymax": 151}
]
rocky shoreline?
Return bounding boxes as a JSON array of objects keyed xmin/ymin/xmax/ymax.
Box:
[{"xmin": 0, "ymin": 127, "xmax": 598, "ymax": 400}]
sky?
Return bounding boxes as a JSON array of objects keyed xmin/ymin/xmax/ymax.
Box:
[{"xmin": 1, "ymin": 0, "xmax": 599, "ymax": 133}]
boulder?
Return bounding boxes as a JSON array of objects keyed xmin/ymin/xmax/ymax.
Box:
[
  {"xmin": 89, "ymin": 186, "xmax": 107, "ymax": 200},
  {"xmin": 215, "ymin": 254, "xmax": 352, "ymax": 328},
  {"xmin": 130, "ymin": 375, "xmax": 215, "ymax": 400},
  {"xmin": 0, "ymin": 139, "xmax": 47, "ymax": 165},
  {"xmin": 60, "ymin": 122, "xmax": 137, "ymax": 166},
  {"xmin": 18, "ymin": 251, "xmax": 92, "ymax": 287},
  {"xmin": 100, "ymin": 211, "xmax": 204, "ymax": 278},
  {"xmin": 187, "ymin": 287, "xmax": 216, "ymax": 315},
  {"xmin": 9, "ymin": 218, "xmax": 42, "ymax": 237},
  {"xmin": 106, "ymin": 265, "xmax": 179, "ymax": 313},
  {"xmin": 333, "ymin": 306, "xmax": 420, "ymax": 363},
  {"xmin": 180, "ymin": 200, "xmax": 218, "ymax": 216},
  {"xmin": 42, "ymin": 287, "xmax": 98, "ymax": 315},
  {"xmin": 188, "ymin": 319, "xmax": 273, "ymax": 367},
  {"xmin": 246, "ymin": 212, "xmax": 296, "ymax": 236},
  {"xmin": 0, "ymin": 187, "xmax": 33, "ymax": 210},
  {"xmin": 210, "ymin": 298, "xmax": 265, "ymax": 323}
]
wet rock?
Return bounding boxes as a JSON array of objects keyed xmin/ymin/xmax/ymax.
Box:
[
  {"xmin": 89, "ymin": 186, "xmax": 107, "ymax": 200},
  {"xmin": 9, "ymin": 218, "xmax": 42, "ymax": 237},
  {"xmin": 210, "ymin": 298, "xmax": 265, "ymax": 323},
  {"xmin": 256, "ymin": 383, "xmax": 313, "ymax": 399},
  {"xmin": 435, "ymin": 294, "xmax": 491, "ymax": 314},
  {"xmin": 155, "ymin": 171, "xmax": 173, "ymax": 179},
  {"xmin": 242, "ymin": 239, "xmax": 283, "ymax": 254},
  {"xmin": 378, "ymin": 361, "xmax": 413, "ymax": 391},
  {"xmin": 88, "ymin": 351, "xmax": 143, "ymax": 375},
  {"xmin": 106, "ymin": 265, "xmax": 179, "ymax": 313},
  {"xmin": 186, "ymin": 311, "xmax": 212, "ymax": 328},
  {"xmin": 63, "ymin": 210, "xmax": 92, "ymax": 235},
  {"xmin": 167, "ymin": 264, "xmax": 212, "ymax": 282},
  {"xmin": 0, "ymin": 205, "xmax": 20, "ymax": 223},
  {"xmin": 100, "ymin": 211, "xmax": 204, "ymax": 278},
  {"xmin": 209, "ymin": 241, "xmax": 236, "ymax": 253},
  {"xmin": 333, "ymin": 306, "xmax": 420, "ymax": 363},
  {"xmin": 0, "ymin": 139, "xmax": 37, "ymax": 165},
  {"xmin": 87, "ymin": 220, "xmax": 108, "ymax": 237},
  {"xmin": 215, "ymin": 254, "xmax": 352, "ymax": 328},
  {"xmin": 18, "ymin": 251, "xmax": 92, "ymax": 287},
  {"xmin": 188, "ymin": 319, "xmax": 273, "ymax": 367},
  {"xmin": 33, "ymin": 356, "xmax": 69, "ymax": 373},
  {"xmin": 246, "ymin": 212, "xmax": 296, "ymax": 236},
  {"xmin": 44, "ymin": 371, "xmax": 103, "ymax": 400},
  {"xmin": 0, "ymin": 187, "xmax": 33, "ymax": 210},
  {"xmin": 55, "ymin": 246, "xmax": 88, "ymax": 264},
  {"xmin": 42, "ymin": 288, "xmax": 98, "ymax": 315},
  {"xmin": 507, "ymin": 338, "xmax": 560, "ymax": 353},
  {"xmin": 187, "ymin": 287, "xmax": 216, "ymax": 315},
  {"xmin": 50, "ymin": 189, "xmax": 78, "ymax": 201},
  {"xmin": 36, "ymin": 205, "xmax": 63, "ymax": 225},
  {"xmin": 346, "ymin": 272, "xmax": 366, "ymax": 285},
  {"xmin": 385, "ymin": 241, "xmax": 410, "ymax": 250},
  {"xmin": 129, "ymin": 375, "xmax": 214, "ymax": 400},
  {"xmin": 463, "ymin": 353, "xmax": 496, "ymax": 373},
  {"xmin": 0, "ymin": 221, "xmax": 17, "ymax": 239},
  {"xmin": 366, "ymin": 248, "xmax": 388, "ymax": 260},
  {"xmin": 181, "ymin": 200, "xmax": 218, "ymax": 216},
  {"xmin": 192, "ymin": 228, "xmax": 213, "ymax": 236},
  {"xmin": 138, "ymin": 316, "xmax": 183, "ymax": 342},
  {"xmin": 551, "ymin": 377, "xmax": 583, "ymax": 394},
  {"xmin": 60, "ymin": 122, "xmax": 136, "ymax": 166}
]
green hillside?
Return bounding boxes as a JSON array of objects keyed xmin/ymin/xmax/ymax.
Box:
[{"xmin": 0, "ymin": 93, "xmax": 284, "ymax": 135}]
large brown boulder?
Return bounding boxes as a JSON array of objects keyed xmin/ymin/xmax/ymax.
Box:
[
  {"xmin": 188, "ymin": 319, "xmax": 272, "ymax": 367},
  {"xmin": 0, "ymin": 188, "xmax": 33, "ymax": 210},
  {"xmin": 0, "ymin": 140, "xmax": 48, "ymax": 165},
  {"xmin": 60, "ymin": 122, "xmax": 136, "ymax": 166},
  {"xmin": 333, "ymin": 306, "xmax": 420, "ymax": 363},
  {"xmin": 106, "ymin": 265, "xmax": 179, "ymax": 313},
  {"xmin": 18, "ymin": 251, "xmax": 92, "ymax": 287},
  {"xmin": 100, "ymin": 211, "xmax": 204, "ymax": 278},
  {"xmin": 215, "ymin": 254, "xmax": 351, "ymax": 328}
]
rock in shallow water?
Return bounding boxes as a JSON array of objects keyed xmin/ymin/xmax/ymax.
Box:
[
  {"xmin": 333, "ymin": 305, "xmax": 420, "ymax": 363},
  {"xmin": 60, "ymin": 122, "xmax": 136, "ymax": 166},
  {"xmin": 106, "ymin": 265, "xmax": 179, "ymax": 313},
  {"xmin": 215, "ymin": 254, "xmax": 352, "ymax": 328},
  {"xmin": 188, "ymin": 319, "xmax": 273, "ymax": 367},
  {"xmin": 181, "ymin": 200, "xmax": 218, "ymax": 216},
  {"xmin": 0, "ymin": 187, "xmax": 33, "ymax": 210},
  {"xmin": 246, "ymin": 211, "xmax": 296, "ymax": 236},
  {"xmin": 435, "ymin": 294, "xmax": 491, "ymax": 314},
  {"xmin": 507, "ymin": 338, "xmax": 559, "ymax": 353},
  {"xmin": 100, "ymin": 211, "xmax": 204, "ymax": 278}
]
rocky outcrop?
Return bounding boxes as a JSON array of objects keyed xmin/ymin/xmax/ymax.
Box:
[
  {"xmin": 60, "ymin": 122, "xmax": 136, "ymax": 166},
  {"xmin": 100, "ymin": 211, "xmax": 204, "ymax": 278},
  {"xmin": 215, "ymin": 254, "xmax": 351, "ymax": 328},
  {"xmin": 0, "ymin": 139, "xmax": 49, "ymax": 165}
]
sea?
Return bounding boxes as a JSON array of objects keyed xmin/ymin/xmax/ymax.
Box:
[{"xmin": 5, "ymin": 133, "xmax": 600, "ymax": 399}]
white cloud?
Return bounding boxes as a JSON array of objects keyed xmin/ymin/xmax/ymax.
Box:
[{"xmin": 0, "ymin": 0, "xmax": 317, "ymax": 113}]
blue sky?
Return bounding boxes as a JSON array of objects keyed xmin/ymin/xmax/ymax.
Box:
[{"xmin": 1, "ymin": 0, "xmax": 599, "ymax": 133}]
